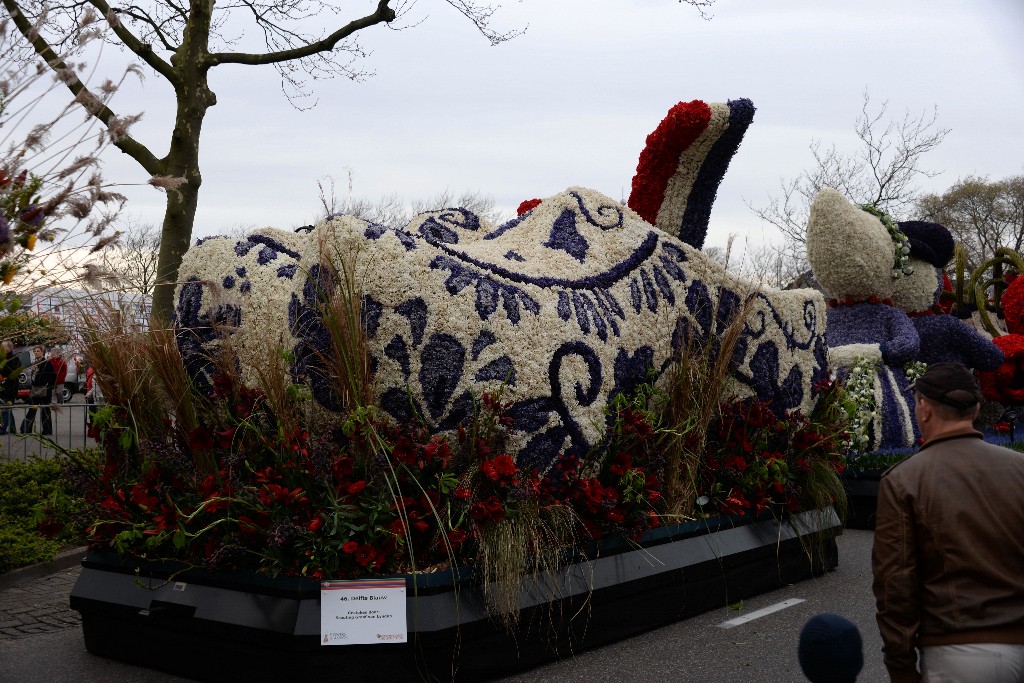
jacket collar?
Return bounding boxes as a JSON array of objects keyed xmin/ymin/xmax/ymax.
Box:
[{"xmin": 918, "ymin": 428, "xmax": 984, "ymax": 452}]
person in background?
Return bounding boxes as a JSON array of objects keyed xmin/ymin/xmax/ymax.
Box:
[
  {"xmin": 798, "ymin": 613, "xmax": 864, "ymax": 683},
  {"xmin": 84, "ymin": 364, "xmax": 103, "ymax": 405},
  {"xmin": 49, "ymin": 347, "xmax": 68, "ymax": 404},
  {"xmin": 0, "ymin": 340, "xmax": 21, "ymax": 434},
  {"xmin": 20, "ymin": 345, "xmax": 56, "ymax": 435},
  {"xmin": 84, "ymin": 364, "xmax": 94, "ymax": 404},
  {"xmin": 873, "ymin": 362, "xmax": 1024, "ymax": 682}
]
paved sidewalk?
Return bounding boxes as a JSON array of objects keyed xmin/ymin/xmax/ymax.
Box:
[{"xmin": 0, "ymin": 566, "xmax": 82, "ymax": 640}]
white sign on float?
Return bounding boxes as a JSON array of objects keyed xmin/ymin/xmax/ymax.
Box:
[{"xmin": 320, "ymin": 579, "xmax": 408, "ymax": 645}]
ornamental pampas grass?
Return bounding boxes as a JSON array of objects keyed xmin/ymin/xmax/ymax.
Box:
[
  {"xmin": 142, "ymin": 323, "xmax": 200, "ymax": 437},
  {"xmin": 659, "ymin": 292, "xmax": 754, "ymax": 518},
  {"xmin": 81, "ymin": 302, "xmax": 165, "ymax": 465},
  {"xmin": 474, "ymin": 502, "xmax": 579, "ymax": 631},
  {"xmin": 314, "ymin": 237, "xmax": 374, "ymax": 414}
]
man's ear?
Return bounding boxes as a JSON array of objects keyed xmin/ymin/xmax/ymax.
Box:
[{"xmin": 915, "ymin": 395, "xmax": 931, "ymax": 422}]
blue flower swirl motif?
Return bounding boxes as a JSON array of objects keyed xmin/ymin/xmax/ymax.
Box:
[{"xmin": 174, "ymin": 277, "xmax": 241, "ymax": 392}]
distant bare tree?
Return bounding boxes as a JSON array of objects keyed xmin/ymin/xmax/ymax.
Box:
[
  {"xmin": 87, "ymin": 219, "xmax": 160, "ymax": 297},
  {"xmin": 735, "ymin": 240, "xmax": 809, "ymax": 289},
  {"xmin": 315, "ymin": 173, "xmax": 508, "ymax": 229},
  {"xmin": 917, "ymin": 175, "xmax": 1024, "ymax": 272},
  {"xmin": 747, "ymin": 92, "xmax": 949, "ymax": 284}
]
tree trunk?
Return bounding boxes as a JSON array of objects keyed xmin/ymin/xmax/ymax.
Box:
[
  {"xmin": 152, "ymin": 180, "xmax": 201, "ymax": 326},
  {"xmin": 146, "ymin": 0, "xmax": 217, "ymax": 326}
]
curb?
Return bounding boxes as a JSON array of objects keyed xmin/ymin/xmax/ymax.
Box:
[{"xmin": 0, "ymin": 546, "xmax": 87, "ymax": 592}]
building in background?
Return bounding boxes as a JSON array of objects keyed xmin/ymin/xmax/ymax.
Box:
[{"xmin": 20, "ymin": 288, "xmax": 152, "ymax": 346}]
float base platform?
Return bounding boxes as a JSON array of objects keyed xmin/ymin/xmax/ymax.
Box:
[{"xmin": 72, "ymin": 509, "xmax": 840, "ymax": 682}]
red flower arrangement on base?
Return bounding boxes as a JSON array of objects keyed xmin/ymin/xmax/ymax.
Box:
[
  {"xmin": 58, "ymin": 369, "xmax": 850, "ymax": 580},
  {"xmin": 697, "ymin": 389, "xmax": 849, "ymax": 519}
]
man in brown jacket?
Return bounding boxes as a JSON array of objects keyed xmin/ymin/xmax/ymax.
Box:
[{"xmin": 872, "ymin": 362, "xmax": 1024, "ymax": 682}]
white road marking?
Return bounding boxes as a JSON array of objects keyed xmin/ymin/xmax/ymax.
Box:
[{"xmin": 717, "ymin": 598, "xmax": 806, "ymax": 629}]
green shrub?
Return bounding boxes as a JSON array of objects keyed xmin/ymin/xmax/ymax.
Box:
[{"xmin": 0, "ymin": 457, "xmax": 87, "ymax": 574}]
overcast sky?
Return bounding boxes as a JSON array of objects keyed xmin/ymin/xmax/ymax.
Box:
[{"xmin": 84, "ymin": 0, "xmax": 1024, "ymax": 256}]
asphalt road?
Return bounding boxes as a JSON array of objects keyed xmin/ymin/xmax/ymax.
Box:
[{"xmin": 0, "ymin": 529, "xmax": 885, "ymax": 683}]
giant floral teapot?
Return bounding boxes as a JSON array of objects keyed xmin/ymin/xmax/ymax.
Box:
[{"xmin": 175, "ymin": 99, "xmax": 828, "ymax": 471}]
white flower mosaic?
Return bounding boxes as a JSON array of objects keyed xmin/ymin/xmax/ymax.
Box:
[{"xmin": 176, "ymin": 187, "xmax": 827, "ymax": 470}]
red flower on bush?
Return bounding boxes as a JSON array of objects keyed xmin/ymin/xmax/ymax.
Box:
[
  {"xmin": 481, "ymin": 454, "xmax": 517, "ymax": 485},
  {"xmin": 723, "ymin": 454, "xmax": 747, "ymax": 472},
  {"xmin": 215, "ymin": 428, "xmax": 236, "ymax": 449},
  {"xmin": 38, "ymin": 517, "xmax": 64, "ymax": 539},
  {"xmin": 470, "ymin": 495, "xmax": 506, "ymax": 525},
  {"xmin": 186, "ymin": 427, "xmax": 215, "ymax": 452},
  {"xmin": 721, "ymin": 492, "xmax": 750, "ymax": 516},
  {"xmin": 447, "ymin": 528, "xmax": 469, "ymax": 550},
  {"xmin": 130, "ymin": 483, "xmax": 159, "ymax": 511},
  {"xmin": 619, "ymin": 407, "xmax": 653, "ymax": 438},
  {"xmin": 145, "ymin": 507, "xmax": 178, "ymax": 535},
  {"xmin": 421, "ymin": 438, "xmax": 452, "ymax": 468},
  {"xmin": 608, "ymin": 451, "xmax": 632, "ymax": 476},
  {"xmin": 354, "ymin": 544, "xmax": 379, "ymax": 567}
]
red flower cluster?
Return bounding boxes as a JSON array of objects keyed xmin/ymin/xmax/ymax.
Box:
[
  {"xmin": 979, "ymin": 334, "xmax": 1024, "ymax": 403},
  {"xmin": 1002, "ymin": 275, "xmax": 1024, "ymax": 334},
  {"xmin": 539, "ymin": 403, "xmax": 665, "ymax": 541},
  {"xmin": 516, "ymin": 198, "xmax": 542, "ymax": 216},
  {"xmin": 697, "ymin": 397, "xmax": 847, "ymax": 518}
]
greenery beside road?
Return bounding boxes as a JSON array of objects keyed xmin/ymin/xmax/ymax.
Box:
[{"xmin": 0, "ymin": 457, "xmax": 87, "ymax": 574}]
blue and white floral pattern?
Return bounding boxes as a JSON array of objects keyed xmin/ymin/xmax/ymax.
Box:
[{"xmin": 175, "ymin": 187, "xmax": 825, "ymax": 471}]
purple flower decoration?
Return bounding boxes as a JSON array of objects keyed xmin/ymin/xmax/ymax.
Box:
[
  {"xmin": 911, "ymin": 315, "xmax": 1004, "ymax": 370},
  {"xmin": 19, "ymin": 204, "xmax": 44, "ymax": 227},
  {"xmin": 826, "ymin": 303, "xmax": 919, "ymax": 366}
]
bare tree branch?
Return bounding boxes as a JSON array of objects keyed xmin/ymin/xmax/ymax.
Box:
[
  {"xmin": 208, "ymin": 1, "xmax": 396, "ymax": 67},
  {"xmin": 748, "ymin": 91, "xmax": 949, "ymax": 285},
  {"xmin": 2, "ymin": 0, "xmax": 164, "ymax": 174}
]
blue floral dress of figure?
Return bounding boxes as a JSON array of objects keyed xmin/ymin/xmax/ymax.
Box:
[
  {"xmin": 910, "ymin": 313, "xmax": 1005, "ymax": 370},
  {"xmin": 826, "ymin": 301, "xmax": 921, "ymax": 450}
]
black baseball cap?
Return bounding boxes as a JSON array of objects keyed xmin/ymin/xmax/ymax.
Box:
[{"xmin": 908, "ymin": 362, "xmax": 984, "ymax": 409}]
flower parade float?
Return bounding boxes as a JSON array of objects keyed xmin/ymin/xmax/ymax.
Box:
[
  {"xmin": 807, "ymin": 190, "xmax": 1006, "ymax": 529},
  {"xmin": 69, "ymin": 99, "xmax": 846, "ymax": 682}
]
